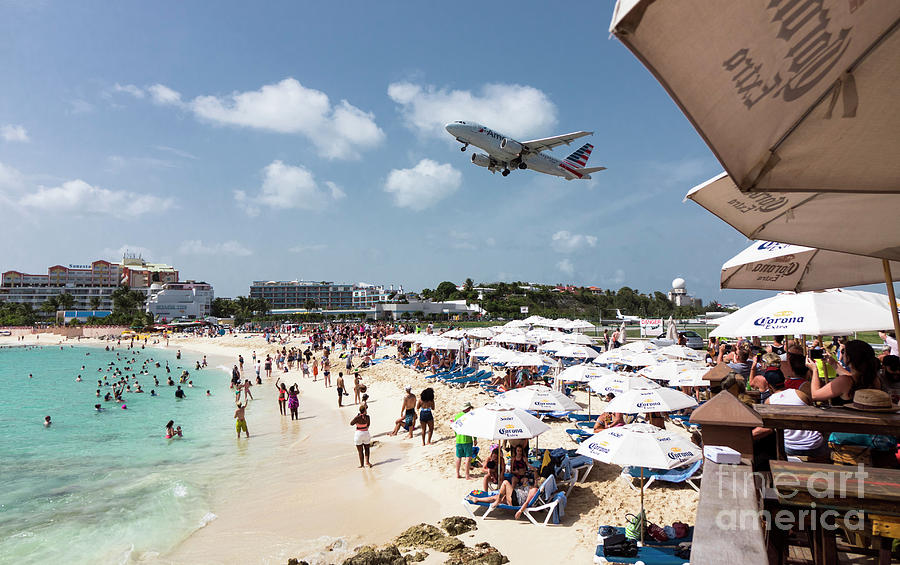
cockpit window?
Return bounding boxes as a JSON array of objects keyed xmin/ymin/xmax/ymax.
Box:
[{"xmin": 455, "ymin": 121, "xmax": 466, "ymax": 124}]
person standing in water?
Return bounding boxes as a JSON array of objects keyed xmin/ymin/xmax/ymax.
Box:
[
  {"xmin": 287, "ymin": 384, "xmax": 300, "ymax": 420},
  {"xmin": 275, "ymin": 378, "xmax": 287, "ymax": 416},
  {"xmin": 418, "ymin": 388, "xmax": 435, "ymax": 445},
  {"xmin": 350, "ymin": 405, "xmax": 372, "ymax": 468},
  {"xmin": 234, "ymin": 402, "xmax": 249, "ymax": 438}
]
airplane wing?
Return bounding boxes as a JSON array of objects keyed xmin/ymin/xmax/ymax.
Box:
[{"xmin": 521, "ymin": 131, "xmax": 593, "ymax": 153}]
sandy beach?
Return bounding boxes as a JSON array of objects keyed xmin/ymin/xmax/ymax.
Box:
[{"xmin": 2, "ymin": 332, "xmax": 699, "ymax": 564}]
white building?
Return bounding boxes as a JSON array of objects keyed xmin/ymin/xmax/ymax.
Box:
[
  {"xmin": 146, "ymin": 281, "xmax": 214, "ymax": 321},
  {"xmin": 667, "ymin": 277, "xmax": 703, "ymax": 308}
]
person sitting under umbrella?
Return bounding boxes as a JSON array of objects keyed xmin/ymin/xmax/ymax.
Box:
[
  {"xmin": 466, "ymin": 466, "xmax": 553, "ymax": 520},
  {"xmin": 751, "ymin": 368, "xmax": 829, "ymax": 462}
]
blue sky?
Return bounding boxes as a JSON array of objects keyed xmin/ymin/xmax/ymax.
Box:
[{"xmin": 0, "ymin": 1, "xmax": 771, "ymax": 304}]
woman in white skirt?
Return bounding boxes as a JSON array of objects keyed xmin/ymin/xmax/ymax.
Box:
[{"xmin": 350, "ymin": 405, "xmax": 372, "ymax": 468}]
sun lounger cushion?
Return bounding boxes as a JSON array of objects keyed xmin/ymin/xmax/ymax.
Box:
[{"xmin": 594, "ymin": 543, "xmax": 689, "ymax": 565}]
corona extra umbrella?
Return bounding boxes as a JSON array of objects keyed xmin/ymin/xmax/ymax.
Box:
[
  {"xmin": 451, "ymin": 403, "xmax": 550, "ymax": 440},
  {"xmin": 610, "ymin": 1, "xmax": 900, "ymax": 196},
  {"xmin": 604, "ymin": 387, "xmax": 698, "ymax": 414},
  {"xmin": 656, "ymin": 345, "xmax": 704, "ymax": 362},
  {"xmin": 588, "ymin": 375, "xmax": 660, "ymax": 396},
  {"xmin": 497, "ymin": 384, "xmax": 580, "ymax": 413},
  {"xmin": 577, "ymin": 423, "xmax": 702, "ymax": 543},
  {"xmin": 708, "ymin": 288, "xmax": 897, "ymax": 337}
]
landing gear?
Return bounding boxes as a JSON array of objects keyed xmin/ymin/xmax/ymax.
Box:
[
  {"xmin": 518, "ymin": 162, "xmax": 527, "ymax": 170},
  {"xmin": 460, "ymin": 144, "xmax": 468, "ymax": 152},
  {"xmin": 501, "ymin": 169, "xmax": 510, "ymax": 177}
]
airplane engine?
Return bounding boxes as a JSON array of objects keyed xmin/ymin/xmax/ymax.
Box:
[
  {"xmin": 499, "ymin": 138, "xmax": 522, "ymax": 156},
  {"xmin": 471, "ymin": 153, "xmax": 492, "ymax": 168}
]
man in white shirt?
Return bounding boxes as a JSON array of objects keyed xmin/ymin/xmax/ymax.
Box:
[{"xmin": 879, "ymin": 331, "xmax": 898, "ymax": 356}]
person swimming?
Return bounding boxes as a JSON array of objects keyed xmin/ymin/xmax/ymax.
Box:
[
  {"xmin": 165, "ymin": 420, "xmax": 175, "ymax": 438},
  {"xmin": 95, "ymin": 404, "xmax": 102, "ymax": 412},
  {"xmin": 43, "ymin": 415, "xmax": 51, "ymax": 427}
]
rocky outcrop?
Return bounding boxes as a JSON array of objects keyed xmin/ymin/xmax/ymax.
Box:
[
  {"xmin": 444, "ymin": 542, "xmax": 508, "ymax": 565},
  {"xmin": 340, "ymin": 544, "xmax": 406, "ymax": 565},
  {"xmin": 440, "ymin": 516, "xmax": 477, "ymax": 536}
]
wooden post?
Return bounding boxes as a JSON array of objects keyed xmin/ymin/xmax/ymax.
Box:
[
  {"xmin": 690, "ymin": 391, "xmax": 763, "ymax": 458},
  {"xmin": 883, "ymin": 259, "xmax": 900, "ymax": 343}
]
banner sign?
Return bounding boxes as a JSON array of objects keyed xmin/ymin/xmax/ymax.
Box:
[
  {"xmin": 640, "ymin": 318, "xmax": 663, "ymax": 337},
  {"xmin": 520, "ymin": 306, "xmax": 529, "ymax": 314}
]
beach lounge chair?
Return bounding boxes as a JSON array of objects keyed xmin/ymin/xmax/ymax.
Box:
[
  {"xmin": 565, "ymin": 428, "xmax": 593, "ymax": 444},
  {"xmin": 462, "ymin": 475, "xmax": 563, "ymax": 526},
  {"xmin": 619, "ymin": 460, "xmax": 702, "ymax": 492}
]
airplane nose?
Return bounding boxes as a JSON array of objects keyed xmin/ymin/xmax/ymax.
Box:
[{"xmin": 444, "ymin": 123, "xmax": 458, "ymax": 134}]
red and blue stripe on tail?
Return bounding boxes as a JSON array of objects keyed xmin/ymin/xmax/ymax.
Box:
[{"xmin": 560, "ymin": 143, "xmax": 593, "ymax": 177}]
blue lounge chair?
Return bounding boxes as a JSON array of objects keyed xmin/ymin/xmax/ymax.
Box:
[
  {"xmin": 462, "ymin": 475, "xmax": 563, "ymax": 526},
  {"xmin": 565, "ymin": 428, "xmax": 593, "ymax": 443},
  {"xmin": 620, "ymin": 460, "xmax": 702, "ymax": 492}
]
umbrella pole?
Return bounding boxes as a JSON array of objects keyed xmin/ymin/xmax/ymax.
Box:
[
  {"xmin": 883, "ymin": 259, "xmax": 900, "ymax": 342},
  {"xmin": 640, "ymin": 466, "xmax": 645, "ymax": 546}
]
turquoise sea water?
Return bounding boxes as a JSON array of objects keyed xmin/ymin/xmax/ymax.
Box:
[{"xmin": 0, "ymin": 345, "xmax": 246, "ymax": 564}]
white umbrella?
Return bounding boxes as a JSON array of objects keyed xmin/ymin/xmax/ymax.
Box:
[
  {"xmin": 665, "ymin": 316, "xmax": 677, "ymax": 342},
  {"xmin": 617, "ymin": 322, "xmax": 627, "ymax": 344},
  {"xmin": 594, "ymin": 348, "xmax": 639, "ymax": 365},
  {"xmin": 639, "ymin": 360, "xmax": 706, "ymax": 381},
  {"xmin": 686, "ymin": 173, "xmax": 900, "ymax": 338},
  {"xmin": 384, "ymin": 332, "xmax": 406, "ymax": 341},
  {"xmin": 620, "ymin": 352, "xmax": 666, "ymax": 368},
  {"xmin": 471, "ymin": 344, "xmax": 506, "ymax": 358},
  {"xmin": 722, "ymin": 240, "xmax": 900, "ymax": 292},
  {"xmin": 709, "ymin": 288, "xmax": 898, "ymax": 337},
  {"xmin": 498, "ymin": 384, "xmax": 581, "ymax": 412},
  {"xmin": 565, "ymin": 319, "xmax": 595, "ymax": 331},
  {"xmin": 588, "ymin": 375, "xmax": 660, "ymax": 396},
  {"xmin": 440, "ymin": 329, "xmax": 466, "ymax": 339},
  {"xmin": 610, "ymin": 1, "xmax": 900, "ymax": 196},
  {"xmin": 537, "ymin": 340, "xmax": 568, "ymax": 354},
  {"xmin": 451, "ymin": 403, "xmax": 550, "ymax": 440},
  {"xmin": 577, "ymin": 422, "xmax": 702, "ymax": 543},
  {"xmin": 528, "ymin": 329, "xmax": 569, "ymax": 342},
  {"xmin": 491, "ymin": 333, "xmax": 539, "ymax": 346},
  {"xmin": 620, "ymin": 341, "xmax": 658, "ymax": 353},
  {"xmin": 523, "ymin": 315, "xmax": 548, "ymax": 324},
  {"xmin": 560, "ymin": 332, "xmax": 594, "ymax": 345},
  {"xmin": 557, "ymin": 364, "xmax": 618, "ymax": 382},
  {"xmin": 465, "ymin": 327, "xmax": 496, "ymax": 339},
  {"xmin": 398, "ymin": 333, "xmax": 420, "ymax": 343},
  {"xmin": 657, "ymin": 345, "xmax": 704, "ymax": 361},
  {"xmin": 504, "ymin": 320, "xmax": 530, "ymax": 328},
  {"xmin": 553, "ymin": 343, "xmax": 599, "ymax": 360},
  {"xmin": 605, "ymin": 387, "xmax": 699, "ymax": 414},
  {"xmin": 484, "ymin": 349, "xmax": 521, "ymax": 365},
  {"xmin": 504, "ymin": 353, "xmax": 553, "ymax": 368},
  {"xmin": 669, "ymin": 371, "xmax": 712, "ymax": 388}
]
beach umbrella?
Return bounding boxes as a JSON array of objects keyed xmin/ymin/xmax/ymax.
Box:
[
  {"xmin": 639, "ymin": 360, "xmax": 706, "ymax": 381},
  {"xmin": 656, "ymin": 345, "xmax": 704, "ymax": 362},
  {"xmin": 560, "ymin": 332, "xmax": 594, "ymax": 345},
  {"xmin": 685, "ymin": 174, "xmax": 900, "ymax": 339},
  {"xmin": 593, "ymin": 348, "xmax": 637, "ymax": 365},
  {"xmin": 465, "ymin": 327, "xmax": 496, "ymax": 339},
  {"xmin": 471, "ymin": 345, "xmax": 506, "ymax": 358},
  {"xmin": 669, "ymin": 371, "xmax": 712, "ymax": 388},
  {"xmin": 565, "ymin": 319, "xmax": 595, "ymax": 331},
  {"xmin": 498, "ymin": 384, "xmax": 581, "ymax": 412},
  {"xmin": 620, "ymin": 341, "xmax": 658, "ymax": 353},
  {"xmin": 558, "ymin": 364, "xmax": 619, "ymax": 416},
  {"xmin": 523, "ymin": 315, "xmax": 548, "ymax": 324},
  {"xmin": 709, "ymin": 288, "xmax": 898, "ymax": 337},
  {"xmin": 504, "ymin": 320, "xmax": 530, "ymax": 328},
  {"xmin": 722, "ymin": 240, "xmax": 900, "ymax": 292},
  {"xmin": 537, "ymin": 340, "xmax": 569, "ymax": 354},
  {"xmin": 588, "ymin": 375, "xmax": 660, "ymax": 396},
  {"xmin": 504, "ymin": 353, "xmax": 553, "ymax": 368},
  {"xmin": 617, "ymin": 322, "xmax": 627, "ymax": 344},
  {"xmin": 451, "ymin": 403, "xmax": 550, "ymax": 440},
  {"xmin": 484, "ymin": 349, "xmax": 521, "ymax": 365},
  {"xmin": 665, "ymin": 317, "xmax": 677, "ymax": 342},
  {"xmin": 440, "ymin": 329, "xmax": 466, "ymax": 339},
  {"xmin": 577, "ymin": 423, "xmax": 702, "ymax": 543},
  {"xmin": 491, "ymin": 333, "xmax": 539, "ymax": 346},
  {"xmin": 605, "ymin": 387, "xmax": 698, "ymax": 414},
  {"xmin": 610, "ymin": 2, "xmax": 900, "ymax": 196},
  {"xmin": 553, "ymin": 343, "xmax": 600, "ymax": 360}
]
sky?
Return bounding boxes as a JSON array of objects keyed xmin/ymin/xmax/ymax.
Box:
[{"xmin": 0, "ymin": 1, "xmax": 776, "ymax": 304}]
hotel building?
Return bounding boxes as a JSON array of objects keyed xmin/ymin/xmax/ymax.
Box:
[
  {"xmin": 146, "ymin": 281, "xmax": 215, "ymax": 321},
  {"xmin": 0, "ymin": 255, "xmax": 179, "ymax": 311},
  {"xmin": 249, "ymin": 280, "xmax": 395, "ymax": 310}
]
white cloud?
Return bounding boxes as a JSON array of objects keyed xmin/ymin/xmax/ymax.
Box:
[
  {"xmin": 153, "ymin": 145, "xmax": 198, "ymax": 160},
  {"xmin": 557, "ymin": 258, "xmax": 575, "ymax": 276},
  {"xmin": 70, "ymin": 99, "xmax": 95, "ymax": 114},
  {"xmin": 19, "ymin": 179, "xmax": 174, "ymax": 216},
  {"xmin": 388, "ymin": 81, "xmax": 558, "ymax": 139},
  {"xmin": 178, "ymin": 239, "xmax": 252, "ymax": 257},
  {"xmin": 384, "ymin": 159, "xmax": 462, "ymax": 211},
  {"xmin": 448, "ymin": 230, "xmax": 477, "ymax": 250},
  {"xmin": 288, "ymin": 243, "xmax": 327, "ymax": 253},
  {"xmin": 114, "ymin": 83, "xmax": 145, "ymax": 98},
  {"xmin": 236, "ymin": 160, "xmax": 345, "ymax": 214},
  {"xmin": 148, "ymin": 84, "xmax": 182, "ymax": 105},
  {"xmin": 1, "ymin": 125, "xmax": 29, "ymax": 142},
  {"xmin": 551, "ymin": 230, "xmax": 598, "ymax": 253},
  {"xmin": 0, "ymin": 162, "xmax": 26, "ymax": 191},
  {"xmin": 186, "ymin": 78, "xmax": 384, "ymax": 159}
]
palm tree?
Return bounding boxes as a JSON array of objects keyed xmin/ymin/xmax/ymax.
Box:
[
  {"xmin": 57, "ymin": 292, "xmax": 75, "ymax": 310},
  {"xmin": 40, "ymin": 296, "xmax": 60, "ymax": 314},
  {"xmin": 89, "ymin": 296, "xmax": 101, "ymax": 311}
]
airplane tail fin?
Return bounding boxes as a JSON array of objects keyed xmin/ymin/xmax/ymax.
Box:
[{"xmin": 564, "ymin": 143, "xmax": 593, "ymax": 168}]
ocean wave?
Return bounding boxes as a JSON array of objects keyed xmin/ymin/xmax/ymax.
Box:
[
  {"xmin": 197, "ymin": 512, "xmax": 217, "ymax": 528},
  {"xmin": 173, "ymin": 483, "xmax": 187, "ymax": 498}
]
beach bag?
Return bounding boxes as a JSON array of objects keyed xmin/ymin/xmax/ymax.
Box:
[
  {"xmin": 829, "ymin": 443, "xmax": 872, "ymax": 465},
  {"xmin": 675, "ymin": 542, "xmax": 692, "ymax": 559},
  {"xmin": 624, "ymin": 511, "xmax": 646, "ymax": 540},
  {"xmin": 647, "ymin": 523, "xmax": 669, "ymax": 543},
  {"xmin": 672, "ymin": 521, "xmax": 690, "ymax": 539},
  {"xmin": 604, "ymin": 539, "xmax": 638, "ymax": 558}
]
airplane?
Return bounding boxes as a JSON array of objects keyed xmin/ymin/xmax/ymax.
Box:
[
  {"xmin": 615, "ymin": 309, "xmax": 641, "ymax": 322},
  {"xmin": 444, "ymin": 121, "xmax": 606, "ymax": 180}
]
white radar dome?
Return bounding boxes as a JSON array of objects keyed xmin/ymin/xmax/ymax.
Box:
[{"xmin": 672, "ymin": 277, "xmax": 686, "ymax": 290}]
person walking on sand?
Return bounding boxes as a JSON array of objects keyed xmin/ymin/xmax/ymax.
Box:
[
  {"xmin": 389, "ymin": 386, "xmax": 418, "ymax": 437},
  {"xmin": 353, "ymin": 370, "xmax": 363, "ymax": 405},
  {"xmin": 234, "ymin": 402, "xmax": 249, "ymax": 438},
  {"xmin": 312, "ymin": 358, "xmax": 319, "ymax": 382},
  {"xmin": 418, "ymin": 387, "xmax": 435, "ymax": 445},
  {"xmin": 453, "ymin": 402, "xmax": 476, "ymax": 479},
  {"xmin": 336, "ymin": 372, "xmax": 346, "ymax": 407},
  {"xmin": 350, "ymin": 405, "xmax": 373, "ymax": 468}
]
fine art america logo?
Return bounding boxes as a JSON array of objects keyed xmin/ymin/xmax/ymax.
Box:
[
  {"xmin": 754, "ymin": 310, "xmax": 805, "ymax": 330},
  {"xmin": 722, "ymin": 0, "xmax": 852, "ymax": 109}
]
